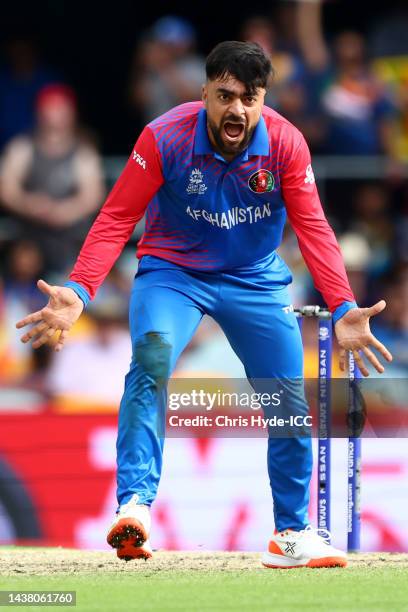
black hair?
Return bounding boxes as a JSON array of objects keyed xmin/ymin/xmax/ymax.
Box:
[{"xmin": 205, "ymin": 41, "xmax": 273, "ymax": 93}]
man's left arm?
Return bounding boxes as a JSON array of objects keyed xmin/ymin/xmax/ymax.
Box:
[{"xmin": 281, "ymin": 133, "xmax": 392, "ymax": 376}]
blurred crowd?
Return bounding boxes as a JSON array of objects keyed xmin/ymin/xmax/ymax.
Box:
[{"xmin": 1, "ymin": 1, "xmax": 408, "ymax": 408}]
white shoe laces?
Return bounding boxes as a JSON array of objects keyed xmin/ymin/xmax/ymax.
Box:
[{"xmin": 298, "ymin": 525, "xmax": 332, "ymax": 544}]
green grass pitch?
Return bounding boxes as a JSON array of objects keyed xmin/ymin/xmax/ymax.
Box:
[{"xmin": 1, "ymin": 548, "xmax": 407, "ymax": 611}]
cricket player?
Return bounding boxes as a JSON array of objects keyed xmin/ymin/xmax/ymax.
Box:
[{"xmin": 17, "ymin": 42, "xmax": 392, "ymax": 568}]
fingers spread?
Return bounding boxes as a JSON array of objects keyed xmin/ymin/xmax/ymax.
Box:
[
  {"xmin": 16, "ymin": 311, "xmax": 44, "ymax": 329},
  {"xmin": 352, "ymin": 349, "xmax": 369, "ymax": 377},
  {"xmin": 21, "ymin": 322, "xmax": 47, "ymax": 343},
  {"xmin": 365, "ymin": 300, "xmax": 386, "ymax": 318},
  {"xmin": 55, "ymin": 329, "xmax": 69, "ymax": 352},
  {"xmin": 362, "ymin": 346, "xmax": 384, "ymax": 374},
  {"xmin": 32, "ymin": 327, "xmax": 57, "ymax": 349},
  {"xmin": 369, "ymin": 335, "xmax": 393, "ymax": 362},
  {"xmin": 339, "ymin": 348, "xmax": 347, "ymax": 371},
  {"xmin": 37, "ymin": 279, "xmax": 57, "ymax": 298}
]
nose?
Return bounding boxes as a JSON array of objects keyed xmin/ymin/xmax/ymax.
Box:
[{"xmin": 228, "ymin": 97, "xmax": 245, "ymax": 119}]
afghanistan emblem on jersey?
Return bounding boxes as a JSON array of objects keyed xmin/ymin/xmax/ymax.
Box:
[{"xmin": 248, "ymin": 169, "xmax": 274, "ymax": 193}]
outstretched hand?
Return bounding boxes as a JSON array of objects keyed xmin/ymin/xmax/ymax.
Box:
[
  {"xmin": 334, "ymin": 300, "xmax": 392, "ymax": 377},
  {"xmin": 16, "ymin": 280, "xmax": 84, "ymax": 352}
]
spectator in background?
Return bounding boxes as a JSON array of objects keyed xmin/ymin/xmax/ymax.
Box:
[
  {"xmin": 241, "ymin": 15, "xmax": 324, "ymax": 150},
  {"xmin": 395, "ymin": 182, "xmax": 408, "ymax": 264},
  {"xmin": 296, "ymin": 1, "xmax": 396, "ymax": 156},
  {"xmin": 370, "ymin": 270, "xmax": 408, "ymax": 374},
  {"xmin": 175, "ymin": 316, "xmax": 245, "ymax": 378},
  {"xmin": 338, "ymin": 232, "xmax": 371, "ymax": 306},
  {"xmin": 277, "ymin": 225, "xmax": 310, "ymax": 308},
  {"xmin": 350, "ymin": 184, "xmax": 394, "ymax": 278},
  {"xmin": 0, "ymin": 84, "xmax": 104, "ymax": 276},
  {"xmin": 389, "ymin": 80, "xmax": 408, "ymax": 163},
  {"xmin": 370, "ymin": 3, "xmax": 408, "ymax": 163},
  {"xmin": 129, "ymin": 16, "xmax": 205, "ymax": 124},
  {"xmin": 46, "ymin": 280, "xmax": 131, "ymax": 407},
  {"xmin": 241, "ymin": 16, "xmax": 304, "ymax": 97},
  {"xmin": 0, "ymin": 241, "xmax": 46, "ymax": 381},
  {"xmin": 271, "ymin": 2, "xmax": 299, "ymax": 55},
  {"xmin": 322, "ymin": 32, "xmax": 396, "ymax": 156},
  {"xmin": 0, "ymin": 37, "xmax": 58, "ymax": 150},
  {"xmin": 3, "ymin": 240, "xmax": 45, "ymax": 313}
]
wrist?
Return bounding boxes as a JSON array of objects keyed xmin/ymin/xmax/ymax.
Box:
[
  {"xmin": 332, "ymin": 301, "xmax": 358, "ymax": 324},
  {"xmin": 64, "ymin": 281, "xmax": 91, "ymax": 308}
]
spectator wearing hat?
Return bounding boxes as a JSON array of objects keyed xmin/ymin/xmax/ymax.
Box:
[
  {"xmin": 129, "ymin": 16, "xmax": 205, "ymax": 123},
  {"xmin": 0, "ymin": 84, "xmax": 105, "ymax": 276}
]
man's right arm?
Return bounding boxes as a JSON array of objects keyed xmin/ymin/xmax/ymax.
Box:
[{"xmin": 66, "ymin": 126, "xmax": 164, "ymax": 304}]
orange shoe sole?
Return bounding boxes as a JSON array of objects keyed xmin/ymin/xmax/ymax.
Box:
[
  {"xmin": 263, "ymin": 556, "xmax": 347, "ymax": 569},
  {"xmin": 107, "ymin": 517, "xmax": 151, "ymax": 562}
]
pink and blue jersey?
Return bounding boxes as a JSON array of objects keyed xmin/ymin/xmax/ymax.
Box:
[{"xmin": 67, "ymin": 101, "xmax": 356, "ymax": 320}]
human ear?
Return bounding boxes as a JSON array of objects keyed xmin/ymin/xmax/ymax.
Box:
[{"xmin": 202, "ymin": 84, "xmax": 207, "ymax": 107}]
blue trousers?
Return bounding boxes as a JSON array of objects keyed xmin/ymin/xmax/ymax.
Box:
[{"xmin": 116, "ymin": 254, "xmax": 312, "ymax": 531}]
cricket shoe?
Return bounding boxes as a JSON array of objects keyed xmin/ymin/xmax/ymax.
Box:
[
  {"xmin": 262, "ymin": 525, "xmax": 347, "ymax": 569},
  {"xmin": 107, "ymin": 494, "xmax": 152, "ymax": 561}
]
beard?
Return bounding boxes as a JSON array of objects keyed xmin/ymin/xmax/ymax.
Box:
[{"xmin": 207, "ymin": 115, "xmax": 255, "ymax": 157}]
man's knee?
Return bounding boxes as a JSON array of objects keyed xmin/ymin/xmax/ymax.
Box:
[{"xmin": 134, "ymin": 332, "xmax": 172, "ymax": 386}]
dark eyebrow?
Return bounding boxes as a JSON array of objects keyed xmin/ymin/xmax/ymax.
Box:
[
  {"xmin": 216, "ymin": 87, "xmax": 258, "ymax": 97},
  {"xmin": 216, "ymin": 88, "xmax": 235, "ymax": 96}
]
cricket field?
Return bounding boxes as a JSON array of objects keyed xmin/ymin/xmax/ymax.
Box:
[{"xmin": 1, "ymin": 548, "xmax": 407, "ymax": 611}]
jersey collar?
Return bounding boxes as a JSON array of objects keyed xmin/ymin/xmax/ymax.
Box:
[{"xmin": 194, "ymin": 108, "xmax": 269, "ymax": 160}]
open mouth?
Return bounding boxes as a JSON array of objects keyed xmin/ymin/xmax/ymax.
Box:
[{"xmin": 223, "ymin": 122, "xmax": 245, "ymax": 142}]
